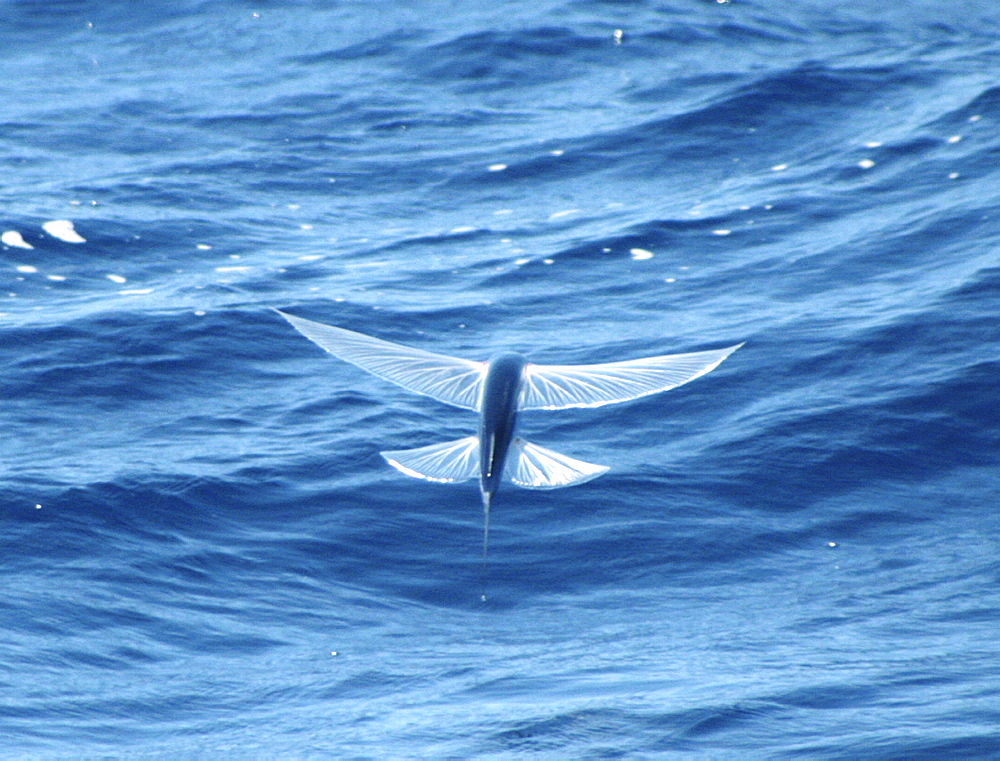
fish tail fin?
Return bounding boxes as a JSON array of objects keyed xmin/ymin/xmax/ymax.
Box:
[{"xmin": 481, "ymin": 491, "xmax": 492, "ymax": 557}]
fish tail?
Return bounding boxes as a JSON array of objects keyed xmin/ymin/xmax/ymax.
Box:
[{"xmin": 481, "ymin": 491, "xmax": 492, "ymax": 558}]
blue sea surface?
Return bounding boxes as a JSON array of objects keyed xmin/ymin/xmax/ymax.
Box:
[{"xmin": 3, "ymin": 0, "xmax": 1000, "ymax": 757}]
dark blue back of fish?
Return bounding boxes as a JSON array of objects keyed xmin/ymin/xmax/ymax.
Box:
[{"xmin": 478, "ymin": 352, "xmax": 526, "ymax": 497}]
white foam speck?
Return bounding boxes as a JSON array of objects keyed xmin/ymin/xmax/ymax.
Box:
[
  {"xmin": 449, "ymin": 226, "xmax": 477, "ymax": 234},
  {"xmin": 864, "ymin": 141, "xmax": 883, "ymax": 148},
  {"xmin": 106, "ymin": 274, "xmax": 127, "ymax": 283},
  {"xmin": 300, "ymin": 224, "xmax": 314, "ymax": 230},
  {"xmin": 858, "ymin": 159, "xmax": 876, "ymax": 169},
  {"xmin": 602, "ymin": 248, "xmax": 612, "ymax": 253},
  {"xmin": 665, "ymin": 277, "xmax": 676, "ymax": 283},
  {"xmin": 493, "ymin": 209, "xmax": 513, "ymax": 216},
  {"xmin": 16, "ymin": 265, "xmax": 38, "ymax": 273},
  {"xmin": 514, "ymin": 257, "xmax": 530, "ymax": 266},
  {"xmin": 299, "ymin": 254, "xmax": 323, "ymax": 261},
  {"xmin": 194, "ymin": 310, "xmax": 206, "ymax": 316},
  {"xmin": 947, "ymin": 135, "xmax": 962, "ymax": 144},
  {"xmin": 196, "ymin": 243, "xmax": 212, "ymax": 250},
  {"xmin": 550, "ymin": 149, "xmax": 564, "ymax": 156},
  {"xmin": 43, "ymin": 220, "xmax": 86, "ymax": 243},
  {"xmin": 549, "ymin": 209, "xmax": 580, "ymax": 220},
  {"xmin": 712, "ymin": 229, "xmax": 732, "ymax": 236},
  {"xmin": 771, "ymin": 164, "xmax": 788, "ymax": 172},
  {"xmin": 119, "ymin": 288, "xmax": 153, "ymax": 295},
  {"xmin": 969, "ymin": 115, "xmax": 982, "ymax": 122},
  {"xmin": 2, "ymin": 231, "xmax": 33, "ymax": 249},
  {"xmin": 487, "ymin": 164, "xmax": 507, "ymax": 172},
  {"xmin": 630, "ymin": 248, "xmax": 654, "ymax": 260},
  {"xmin": 948, "ymin": 172, "xmax": 960, "ymax": 179},
  {"xmin": 47, "ymin": 275, "xmax": 66, "ymax": 281},
  {"xmin": 215, "ymin": 266, "xmax": 251, "ymax": 273},
  {"xmin": 287, "ymin": 204, "xmax": 301, "ymax": 210},
  {"xmin": 542, "ymin": 258, "xmax": 554, "ymax": 265}
]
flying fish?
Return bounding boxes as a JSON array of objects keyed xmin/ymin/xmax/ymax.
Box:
[{"xmin": 276, "ymin": 310, "xmax": 742, "ymax": 552}]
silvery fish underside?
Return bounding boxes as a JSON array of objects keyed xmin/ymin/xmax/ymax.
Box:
[{"xmin": 276, "ymin": 310, "xmax": 743, "ymax": 553}]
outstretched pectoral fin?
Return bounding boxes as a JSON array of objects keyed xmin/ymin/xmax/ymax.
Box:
[
  {"xmin": 276, "ymin": 310, "xmax": 487, "ymax": 410},
  {"xmin": 519, "ymin": 342, "xmax": 744, "ymax": 410},
  {"xmin": 505, "ymin": 438, "xmax": 609, "ymax": 489},
  {"xmin": 381, "ymin": 437, "xmax": 479, "ymax": 483}
]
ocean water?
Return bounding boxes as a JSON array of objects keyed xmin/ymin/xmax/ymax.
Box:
[{"xmin": 3, "ymin": 0, "xmax": 1000, "ymax": 757}]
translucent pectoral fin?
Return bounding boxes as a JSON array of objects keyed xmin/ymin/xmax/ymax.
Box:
[
  {"xmin": 520, "ymin": 342, "xmax": 744, "ymax": 410},
  {"xmin": 276, "ymin": 310, "xmax": 487, "ymax": 410},
  {"xmin": 505, "ymin": 438, "xmax": 609, "ymax": 489},
  {"xmin": 381, "ymin": 436, "xmax": 480, "ymax": 483}
]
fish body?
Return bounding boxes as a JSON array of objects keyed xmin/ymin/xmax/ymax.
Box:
[
  {"xmin": 477, "ymin": 352, "xmax": 526, "ymax": 552},
  {"xmin": 478, "ymin": 352, "xmax": 525, "ymax": 503}
]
